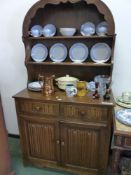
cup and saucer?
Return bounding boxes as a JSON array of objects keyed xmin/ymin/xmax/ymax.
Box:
[{"xmin": 116, "ymin": 92, "xmax": 131, "ymax": 108}]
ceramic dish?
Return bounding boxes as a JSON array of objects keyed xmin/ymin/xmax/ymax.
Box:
[
  {"xmin": 80, "ymin": 22, "xmax": 95, "ymax": 36},
  {"xmin": 116, "ymin": 109, "xmax": 131, "ymax": 126},
  {"xmin": 118, "ymin": 96, "xmax": 131, "ymax": 104},
  {"xmin": 55, "ymin": 75, "xmax": 79, "ymax": 90},
  {"xmin": 69, "ymin": 43, "xmax": 89, "ymax": 63},
  {"xmin": 31, "ymin": 43, "xmax": 48, "ymax": 62},
  {"xmin": 115, "ymin": 97, "xmax": 131, "ymax": 108},
  {"xmin": 60, "ymin": 28, "xmax": 76, "ymax": 36},
  {"xmin": 90, "ymin": 43, "xmax": 112, "ymax": 63},
  {"xmin": 96, "ymin": 21, "xmax": 108, "ymax": 36},
  {"xmin": 30, "ymin": 25, "xmax": 43, "ymax": 37},
  {"xmin": 50, "ymin": 43, "xmax": 67, "ymax": 62},
  {"xmin": 42, "ymin": 24, "xmax": 56, "ymax": 37},
  {"xmin": 28, "ymin": 81, "xmax": 43, "ymax": 91}
]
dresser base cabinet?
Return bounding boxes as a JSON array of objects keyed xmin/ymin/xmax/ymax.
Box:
[{"xmin": 14, "ymin": 90, "xmax": 113, "ymax": 175}]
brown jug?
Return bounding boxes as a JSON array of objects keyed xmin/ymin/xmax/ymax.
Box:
[{"xmin": 38, "ymin": 74, "xmax": 55, "ymax": 96}]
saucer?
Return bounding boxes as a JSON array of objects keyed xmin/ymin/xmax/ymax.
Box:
[{"xmin": 115, "ymin": 97, "xmax": 131, "ymax": 108}]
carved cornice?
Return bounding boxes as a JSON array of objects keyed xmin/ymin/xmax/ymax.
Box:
[{"xmin": 23, "ymin": 0, "xmax": 115, "ymax": 36}]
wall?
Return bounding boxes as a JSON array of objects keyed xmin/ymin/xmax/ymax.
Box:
[{"xmin": 0, "ymin": 0, "xmax": 131, "ymax": 134}]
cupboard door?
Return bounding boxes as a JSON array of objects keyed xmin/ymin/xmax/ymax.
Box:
[
  {"xmin": 19, "ymin": 115, "xmax": 60, "ymax": 165},
  {"xmin": 60, "ymin": 122, "xmax": 109, "ymax": 174}
]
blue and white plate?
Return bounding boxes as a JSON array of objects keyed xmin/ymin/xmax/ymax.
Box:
[
  {"xmin": 42, "ymin": 24, "xmax": 56, "ymax": 37},
  {"xmin": 116, "ymin": 109, "xmax": 131, "ymax": 126},
  {"xmin": 69, "ymin": 43, "xmax": 89, "ymax": 63},
  {"xmin": 31, "ymin": 43, "xmax": 48, "ymax": 62},
  {"xmin": 96, "ymin": 21, "xmax": 108, "ymax": 36},
  {"xmin": 80, "ymin": 22, "xmax": 95, "ymax": 36},
  {"xmin": 50, "ymin": 43, "xmax": 67, "ymax": 62},
  {"xmin": 90, "ymin": 43, "xmax": 112, "ymax": 63},
  {"xmin": 30, "ymin": 25, "xmax": 43, "ymax": 37}
]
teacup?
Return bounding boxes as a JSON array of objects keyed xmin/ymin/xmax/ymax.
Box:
[
  {"xmin": 122, "ymin": 92, "xmax": 131, "ymax": 103},
  {"xmin": 66, "ymin": 84, "xmax": 77, "ymax": 97}
]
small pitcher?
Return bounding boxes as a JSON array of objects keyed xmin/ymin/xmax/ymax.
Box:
[{"xmin": 38, "ymin": 74, "xmax": 55, "ymax": 96}]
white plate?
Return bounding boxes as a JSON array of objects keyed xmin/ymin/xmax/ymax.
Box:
[
  {"xmin": 90, "ymin": 43, "xmax": 111, "ymax": 63},
  {"xmin": 50, "ymin": 43, "xmax": 67, "ymax": 62},
  {"xmin": 31, "ymin": 43, "xmax": 48, "ymax": 62},
  {"xmin": 116, "ymin": 109, "xmax": 131, "ymax": 126},
  {"xmin": 96, "ymin": 21, "xmax": 108, "ymax": 36},
  {"xmin": 28, "ymin": 81, "xmax": 43, "ymax": 91},
  {"xmin": 42, "ymin": 24, "xmax": 56, "ymax": 37},
  {"xmin": 80, "ymin": 22, "xmax": 95, "ymax": 36},
  {"xmin": 69, "ymin": 43, "xmax": 89, "ymax": 63}
]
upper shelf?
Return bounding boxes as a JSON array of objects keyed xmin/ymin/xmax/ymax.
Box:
[
  {"xmin": 23, "ymin": 35, "xmax": 116, "ymax": 40},
  {"xmin": 23, "ymin": 0, "xmax": 115, "ymax": 37}
]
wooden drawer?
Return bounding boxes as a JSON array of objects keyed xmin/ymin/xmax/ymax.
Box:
[
  {"xmin": 60, "ymin": 104, "xmax": 109, "ymax": 122},
  {"xmin": 123, "ymin": 137, "xmax": 131, "ymax": 149},
  {"xmin": 17, "ymin": 100, "xmax": 59, "ymax": 116}
]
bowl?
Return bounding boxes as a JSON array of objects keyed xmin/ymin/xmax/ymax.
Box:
[
  {"xmin": 60, "ymin": 28, "xmax": 76, "ymax": 36},
  {"xmin": 55, "ymin": 75, "xmax": 79, "ymax": 90},
  {"xmin": 42, "ymin": 24, "xmax": 56, "ymax": 37}
]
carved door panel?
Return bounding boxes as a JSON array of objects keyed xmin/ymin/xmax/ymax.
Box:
[
  {"xmin": 19, "ymin": 116, "xmax": 60, "ymax": 165},
  {"xmin": 60, "ymin": 121, "xmax": 109, "ymax": 173}
]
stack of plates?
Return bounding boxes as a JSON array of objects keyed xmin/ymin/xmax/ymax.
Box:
[
  {"xmin": 28, "ymin": 81, "xmax": 43, "ymax": 91},
  {"xmin": 116, "ymin": 109, "xmax": 131, "ymax": 126},
  {"xmin": 115, "ymin": 96, "xmax": 131, "ymax": 108}
]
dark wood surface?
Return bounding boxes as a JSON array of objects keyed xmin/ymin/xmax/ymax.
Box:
[{"xmin": 14, "ymin": 0, "xmax": 116, "ymax": 174}]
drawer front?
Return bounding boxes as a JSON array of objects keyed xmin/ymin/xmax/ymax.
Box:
[
  {"xmin": 123, "ymin": 137, "xmax": 131, "ymax": 149},
  {"xmin": 114, "ymin": 135, "xmax": 123, "ymax": 147},
  {"xmin": 60, "ymin": 104, "xmax": 109, "ymax": 122},
  {"xmin": 17, "ymin": 100, "xmax": 59, "ymax": 116}
]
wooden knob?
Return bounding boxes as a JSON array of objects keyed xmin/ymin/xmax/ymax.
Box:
[
  {"xmin": 80, "ymin": 111, "xmax": 86, "ymax": 116},
  {"xmin": 61, "ymin": 141, "xmax": 65, "ymax": 146},
  {"xmin": 56, "ymin": 140, "xmax": 60, "ymax": 145},
  {"xmin": 34, "ymin": 106, "xmax": 41, "ymax": 111}
]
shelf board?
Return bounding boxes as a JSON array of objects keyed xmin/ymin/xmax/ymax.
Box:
[
  {"xmin": 23, "ymin": 35, "xmax": 115, "ymax": 40},
  {"xmin": 26, "ymin": 61, "xmax": 113, "ymax": 67}
]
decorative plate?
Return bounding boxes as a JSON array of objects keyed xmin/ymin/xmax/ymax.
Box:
[
  {"xmin": 118, "ymin": 96, "xmax": 131, "ymax": 104},
  {"xmin": 69, "ymin": 43, "xmax": 89, "ymax": 63},
  {"xmin": 42, "ymin": 24, "xmax": 56, "ymax": 37},
  {"xmin": 90, "ymin": 43, "xmax": 112, "ymax": 63},
  {"xmin": 49, "ymin": 43, "xmax": 67, "ymax": 62},
  {"xmin": 31, "ymin": 43, "xmax": 48, "ymax": 62},
  {"xmin": 30, "ymin": 25, "xmax": 43, "ymax": 37},
  {"xmin": 116, "ymin": 109, "xmax": 131, "ymax": 126},
  {"xmin": 115, "ymin": 97, "xmax": 131, "ymax": 108},
  {"xmin": 80, "ymin": 22, "xmax": 95, "ymax": 36},
  {"xmin": 96, "ymin": 21, "xmax": 108, "ymax": 36}
]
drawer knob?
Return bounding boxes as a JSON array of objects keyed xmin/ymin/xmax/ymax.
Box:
[
  {"xmin": 33, "ymin": 106, "xmax": 41, "ymax": 112},
  {"xmin": 61, "ymin": 141, "xmax": 65, "ymax": 146},
  {"xmin": 80, "ymin": 111, "xmax": 86, "ymax": 116},
  {"xmin": 56, "ymin": 140, "xmax": 60, "ymax": 145}
]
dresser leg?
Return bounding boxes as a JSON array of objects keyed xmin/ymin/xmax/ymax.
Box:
[{"xmin": 111, "ymin": 149, "xmax": 121, "ymax": 175}]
